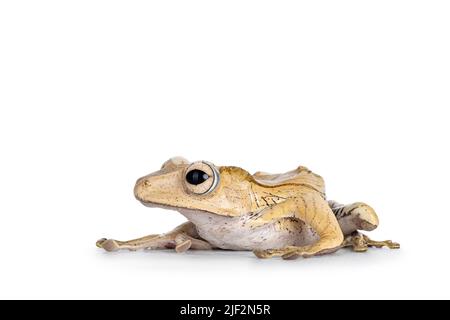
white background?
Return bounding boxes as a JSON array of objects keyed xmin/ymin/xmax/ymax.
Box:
[{"xmin": 1, "ymin": 1, "xmax": 449, "ymax": 299}]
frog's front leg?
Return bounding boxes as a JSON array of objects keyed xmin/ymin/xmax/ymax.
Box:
[
  {"xmin": 96, "ymin": 222, "xmax": 214, "ymax": 253},
  {"xmin": 251, "ymin": 196, "xmax": 344, "ymax": 260}
]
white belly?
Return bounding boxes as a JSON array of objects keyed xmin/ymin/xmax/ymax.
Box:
[{"xmin": 179, "ymin": 209, "xmax": 319, "ymax": 251}]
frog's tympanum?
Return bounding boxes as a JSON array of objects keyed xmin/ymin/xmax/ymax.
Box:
[{"xmin": 97, "ymin": 157, "xmax": 399, "ymax": 259}]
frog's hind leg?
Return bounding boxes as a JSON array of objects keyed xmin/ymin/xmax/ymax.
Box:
[
  {"xmin": 329, "ymin": 200, "xmax": 379, "ymax": 235},
  {"xmin": 341, "ymin": 232, "xmax": 400, "ymax": 252},
  {"xmin": 96, "ymin": 222, "xmax": 214, "ymax": 253},
  {"xmin": 328, "ymin": 201, "xmax": 400, "ymax": 252},
  {"xmin": 329, "ymin": 201, "xmax": 400, "ymax": 252}
]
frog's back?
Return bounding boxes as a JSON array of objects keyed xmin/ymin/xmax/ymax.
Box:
[{"xmin": 252, "ymin": 166, "xmax": 325, "ymax": 196}]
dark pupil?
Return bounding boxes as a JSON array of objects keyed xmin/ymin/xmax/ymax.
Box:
[{"xmin": 186, "ymin": 170, "xmax": 209, "ymax": 185}]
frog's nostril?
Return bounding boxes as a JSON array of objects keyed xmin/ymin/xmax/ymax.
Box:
[{"xmin": 143, "ymin": 180, "xmax": 151, "ymax": 187}]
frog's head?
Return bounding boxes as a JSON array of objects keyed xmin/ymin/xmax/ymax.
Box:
[{"xmin": 134, "ymin": 157, "xmax": 255, "ymax": 217}]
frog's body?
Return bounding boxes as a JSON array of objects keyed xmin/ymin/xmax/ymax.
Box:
[
  {"xmin": 179, "ymin": 208, "xmax": 318, "ymax": 251},
  {"xmin": 97, "ymin": 157, "xmax": 399, "ymax": 259}
]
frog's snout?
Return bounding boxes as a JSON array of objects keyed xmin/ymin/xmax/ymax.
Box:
[
  {"xmin": 133, "ymin": 168, "xmax": 183, "ymax": 206},
  {"xmin": 134, "ymin": 176, "xmax": 149, "ymax": 202}
]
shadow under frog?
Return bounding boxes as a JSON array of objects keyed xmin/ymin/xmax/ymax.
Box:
[{"xmin": 97, "ymin": 157, "xmax": 399, "ymax": 260}]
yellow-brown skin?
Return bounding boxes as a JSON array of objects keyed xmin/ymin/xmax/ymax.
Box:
[
  {"xmin": 97, "ymin": 157, "xmax": 399, "ymax": 259},
  {"xmin": 135, "ymin": 166, "xmax": 255, "ymax": 217}
]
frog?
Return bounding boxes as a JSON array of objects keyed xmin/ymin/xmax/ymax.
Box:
[{"xmin": 97, "ymin": 157, "xmax": 399, "ymax": 259}]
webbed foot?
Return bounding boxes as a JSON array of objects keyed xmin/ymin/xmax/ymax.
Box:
[
  {"xmin": 342, "ymin": 232, "xmax": 400, "ymax": 252},
  {"xmin": 254, "ymin": 245, "xmax": 324, "ymax": 260}
]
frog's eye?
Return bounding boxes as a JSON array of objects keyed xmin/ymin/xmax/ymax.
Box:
[
  {"xmin": 184, "ymin": 161, "xmax": 220, "ymax": 195},
  {"xmin": 186, "ymin": 169, "xmax": 209, "ymax": 185}
]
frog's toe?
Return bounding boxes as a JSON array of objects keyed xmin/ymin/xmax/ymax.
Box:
[
  {"xmin": 388, "ymin": 241, "xmax": 401, "ymax": 249},
  {"xmin": 281, "ymin": 252, "xmax": 301, "ymax": 260},
  {"xmin": 175, "ymin": 240, "xmax": 192, "ymax": 253},
  {"xmin": 281, "ymin": 250, "xmax": 313, "ymax": 260},
  {"xmin": 253, "ymin": 250, "xmax": 273, "ymax": 259},
  {"xmin": 97, "ymin": 238, "xmax": 120, "ymax": 252},
  {"xmin": 174, "ymin": 233, "xmax": 193, "ymax": 253},
  {"xmin": 253, "ymin": 247, "xmax": 298, "ymax": 259},
  {"xmin": 96, "ymin": 238, "xmax": 107, "ymax": 248},
  {"xmin": 373, "ymin": 240, "xmax": 400, "ymax": 249}
]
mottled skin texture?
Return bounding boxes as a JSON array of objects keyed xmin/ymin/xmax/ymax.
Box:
[{"xmin": 97, "ymin": 157, "xmax": 399, "ymax": 260}]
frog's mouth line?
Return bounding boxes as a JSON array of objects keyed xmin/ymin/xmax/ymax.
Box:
[{"xmin": 138, "ymin": 199, "xmax": 231, "ymax": 218}]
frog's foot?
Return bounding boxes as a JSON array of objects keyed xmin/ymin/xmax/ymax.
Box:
[
  {"xmin": 96, "ymin": 233, "xmax": 213, "ymax": 253},
  {"xmin": 253, "ymin": 248, "xmax": 286, "ymax": 259},
  {"xmin": 96, "ymin": 234, "xmax": 159, "ymax": 252},
  {"xmin": 254, "ymin": 244, "xmax": 334, "ymax": 260},
  {"xmin": 97, "ymin": 222, "xmax": 214, "ymax": 253},
  {"xmin": 342, "ymin": 232, "xmax": 400, "ymax": 252}
]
